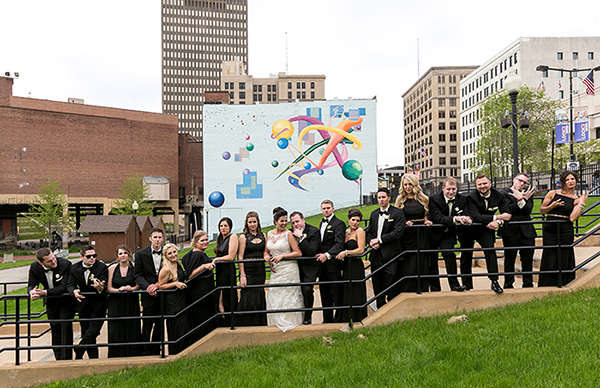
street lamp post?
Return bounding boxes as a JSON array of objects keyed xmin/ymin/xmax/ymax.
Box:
[
  {"xmin": 505, "ymin": 71, "xmax": 523, "ymax": 176},
  {"xmin": 132, "ymin": 200, "xmax": 139, "ymax": 260},
  {"xmin": 536, "ymin": 65, "xmax": 600, "ymax": 164}
]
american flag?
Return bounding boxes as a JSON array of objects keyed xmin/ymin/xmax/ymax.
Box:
[
  {"xmin": 419, "ymin": 148, "xmax": 427, "ymax": 157},
  {"xmin": 582, "ymin": 70, "xmax": 595, "ymax": 96},
  {"xmin": 538, "ymin": 81, "xmax": 546, "ymax": 92}
]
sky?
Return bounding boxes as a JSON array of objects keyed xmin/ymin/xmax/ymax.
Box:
[{"xmin": 2, "ymin": 0, "xmax": 599, "ymax": 168}]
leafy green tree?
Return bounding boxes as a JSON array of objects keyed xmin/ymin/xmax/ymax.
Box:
[
  {"xmin": 112, "ymin": 172, "xmax": 155, "ymax": 216},
  {"xmin": 26, "ymin": 177, "xmax": 75, "ymax": 248},
  {"xmin": 472, "ymin": 86, "xmax": 564, "ymax": 176}
]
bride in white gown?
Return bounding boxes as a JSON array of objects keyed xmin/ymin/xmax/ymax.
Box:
[{"xmin": 266, "ymin": 207, "xmax": 304, "ymax": 332}]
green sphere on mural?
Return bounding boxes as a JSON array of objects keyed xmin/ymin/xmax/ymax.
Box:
[
  {"xmin": 341, "ymin": 160, "xmax": 363, "ymax": 181},
  {"xmin": 271, "ymin": 160, "xmax": 279, "ymax": 167},
  {"xmin": 246, "ymin": 142, "xmax": 255, "ymax": 151}
]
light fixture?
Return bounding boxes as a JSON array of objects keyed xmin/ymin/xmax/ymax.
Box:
[
  {"xmin": 505, "ymin": 71, "xmax": 523, "ymax": 94},
  {"xmin": 132, "ymin": 200, "xmax": 139, "ymax": 211}
]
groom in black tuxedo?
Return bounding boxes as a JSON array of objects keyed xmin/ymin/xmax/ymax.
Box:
[
  {"xmin": 498, "ymin": 172, "xmax": 536, "ymax": 288},
  {"xmin": 290, "ymin": 211, "xmax": 321, "ymax": 325},
  {"xmin": 133, "ymin": 227, "xmax": 165, "ymax": 355},
  {"xmin": 366, "ymin": 187, "xmax": 405, "ymax": 308},
  {"xmin": 429, "ymin": 177, "xmax": 472, "ymax": 292},
  {"xmin": 27, "ymin": 247, "xmax": 75, "ymax": 360},
  {"xmin": 465, "ymin": 174, "xmax": 511, "ymax": 294},
  {"xmin": 316, "ymin": 200, "xmax": 346, "ymax": 323},
  {"xmin": 67, "ymin": 245, "xmax": 108, "ymax": 359}
]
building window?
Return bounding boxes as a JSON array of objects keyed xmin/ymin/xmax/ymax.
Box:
[
  {"xmin": 439, "ymin": 122, "xmax": 446, "ymax": 130},
  {"xmin": 273, "ymin": 85, "xmax": 277, "ymax": 92},
  {"xmin": 450, "ymin": 145, "xmax": 457, "ymax": 153},
  {"xmin": 288, "ymin": 91, "xmax": 292, "ymax": 99},
  {"xmin": 449, "ymin": 110, "xmax": 456, "ymax": 118},
  {"xmin": 449, "ymin": 122, "xmax": 457, "ymax": 130},
  {"xmin": 559, "ymin": 90, "xmax": 564, "ymax": 99},
  {"xmin": 253, "ymin": 94, "xmax": 257, "ymax": 101},
  {"xmin": 288, "ymin": 82, "xmax": 292, "ymax": 89},
  {"xmin": 239, "ymin": 102, "xmax": 245, "ymax": 105},
  {"xmin": 450, "ymin": 134, "xmax": 456, "ymax": 141},
  {"xmin": 302, "ymin": 82, "xmax": 306, "ymax": 88},
  {"xmin": 253, "ymin": 85, "xmax": 257, "ymax": 92},
  {"xmin": 439, "ymin": 99, "xmax": 445, "ymax": 107},
  {"xmin": 258, "ymin": 94, "xmax": 262, "ymax": 102},
  {"xmin": 439, "ymin": 157, "xmax": 447, "ymax": 165},
  {"xmin": 229, "ymin": 92, "xmax": 234, "ymax": 99},
  {"xmin": 311, "ymin": 91, "xmax": 315, "ymax": 99},
  {"xmin": 439, "ymin": 111, "xmax": 446, "ymax": 119},
  {"xmin": 225, "ymin": 83, "xmax": 229, "ymax": 90},
  {"xmin": 573, "ymin": 52, "xmax": 579, "ymax": 60},
  {"xmin": 268, "ymin": 94, "xmax": 272, "ymax": 102},
  {"xmin": 302, "ymin": 91, "xmax": 306, "ymax": 99},
  {"xmin": 267, "ymin": 85, "xmax": 271, "ymax": 92},
  {"xmin": 296, "ymin": 91, "xmax": 300, "ymax": 98},
  {"xmin": 557, "ymin": 52, "xmax": 563, "ymax": 60},
  {"xmin": 311, "ymin": 82, "xmax": 315, "ymax": 89},
  {"xmin": 296, "ymin": 82, "xmax": 300, "ymax": 89},
  {"xmin": 258, "ymin": 85, "xmax": 262, "ymax": 92},
  {"xmin": 450, "ymin": 157, "xmax": 457, "ymax": 165},
  {"xmin": 439, "ymin": 145, "xmax": 446, "ymax": 153},
  {"xmin": 439, "ymin": 134, "xmax": 446, "ymax": 141},
  {"xmin": 589, "ymin": 52, "xmax": 595, "ymax": 60},
  {"xmin": 239, "ymin": 92, "xmax": 245, "ymax": 99},
  {"xmin": 542, "ymin": 70, "xmax": 548, "ymax": 78},
  {"xmin": 272, "ymin": 94, "xmax": 277, "ymax": 101},
  {"xmin": 239, "ymin": 82, "xmax": 245, "ymax": 89}
]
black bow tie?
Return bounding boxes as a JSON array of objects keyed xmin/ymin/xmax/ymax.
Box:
[
  {"xmin": 152, "ymin": 249, "xmax": 162, "ymax": 255},
  {"xmin": 379, "ymin": 210, "xmax": 388, "ymax": 216},
  {"xmin": 44, "ymin": 268, "xmax": 53, "ymax": 273},
  {"xmin": 322, "ymin": 218, "xmax": 329, "ymax": 224}
]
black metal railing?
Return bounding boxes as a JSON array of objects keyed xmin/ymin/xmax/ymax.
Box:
[{"xmin": 1, "ymin": 215, "xmax": 599, "ymax": 365}]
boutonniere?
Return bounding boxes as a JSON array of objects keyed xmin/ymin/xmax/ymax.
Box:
[
  {"xmin": 55, "ymin": 274, "xmax": 62, "ymax": 282},
  {"xmin": 89, "ymin": 273, "xmax": 95, "ymax": 281},
  {"xmin": 327, "ymin": 225, "xmax": 331, "ymax": 230},
  {"xmin": 384, "ymin": 214, "xmax": 390, "ymax": 220},
  {"xmin": 456, "ymin": 208, "xmax": 462, "ymax": 214},
  {"xmin": 488, "ymin": 206, "xmax": 498, "ymax": 211}
]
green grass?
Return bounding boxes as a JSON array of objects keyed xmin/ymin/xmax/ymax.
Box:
[
  {"xmin": 0, "ymin": 287, "xmax": 45, "ymax": 318},
  {"xmin": 0, "ymin": 258, "xmax": 37, "ymax": 270},
  {"xmin": 34, "ymin": 287, "xmax": 600, "ymax": 387}
]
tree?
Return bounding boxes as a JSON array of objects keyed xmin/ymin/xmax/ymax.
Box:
[
  {"xmin": 112, "ymin": 172, "xmax": 155, "ymax": 216},
  {"xmin": 472, "ymin": 86, "xmax": 563, "ymax": 177},
  {"xmin": 26, "ymin": 177, "xmax": 75, "ymax": 248}
]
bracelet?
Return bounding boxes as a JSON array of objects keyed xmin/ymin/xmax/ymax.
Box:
[
  {"xmin": 578, "ymin": 203, "xmax": 585, "ymax": 209},
  {"xmin": 240, "ymin": 274, "xmax": 246, "ymax": 277}
]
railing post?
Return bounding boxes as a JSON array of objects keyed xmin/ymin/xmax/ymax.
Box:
[
  {"xmin": 348, "ymin": 256, "xmax": 354, "ymax": 329},
  {"xmin": 15, "ymin": 296, "xmax": 20, "ymax": 366},
  {"xmin": 160, "ymin": 291, "xmax": 166, "ymax": 358},
  {"xmin": 557, "ymin": 222, "xmax": 563, "ymax": 288},
  {"xmin": 229, "ymin": 261, "xmax": 235, "ymax": 330},
  {"xmin": 27, "ymin": 297, "xmax": 32, "ymax": 362},
  {"xmin": 416, "ymin": 227, "xmax": 422, "ymax": 295}
]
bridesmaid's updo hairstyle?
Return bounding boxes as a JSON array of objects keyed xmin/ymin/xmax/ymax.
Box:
[
  {"xmin": 348, "ymin": 208, "xmax": 363, "ymax": 220},
  {"xmin": 191, "ymin": 230, "xmax": 208, "ymax": 248},
  {"xmin": 272, "ymin": 206, "xmax": 287, "ymax": 222}
]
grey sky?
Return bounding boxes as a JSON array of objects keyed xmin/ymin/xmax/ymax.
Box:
[{"xmin": 2, "ymin": 0, "xmax": 599, "ymax": 167}]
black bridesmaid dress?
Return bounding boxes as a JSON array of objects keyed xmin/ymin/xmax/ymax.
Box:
[
  {"xmin": 107, "ymin": 264, "xmax": 142, "ymax": 358},
  {"xmin": 237, "ymin": 232, "xmax": 267, "ymax": 326},
  {"xmin": 182, "ymin": 250, "xmax": 216, "ymax": 343},
  {"xmin": 164, "ymin": 264, "xmax": 191, "ymax": 355},
  {"xmin": 399, "ymin": 198, "xmax": 430, "ymax": 293},
  {"xmin": 341, "ymin": 239, "xmax": 368, "ymax": 322},
  {"xmin": 215, "ymin": 235, "xmax": 238, "ymax": 326}
]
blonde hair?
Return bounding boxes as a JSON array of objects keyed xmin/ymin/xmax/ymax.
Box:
[
  {"xmin": 161, "ymin": 243, "xmax": 179, "ymax": 282},
  {"xmin": 191, "ymin": 230, "xmax": 208, "ymax": 249},
  {"xmin": 396, "ymin": 174, "xmax": 429, "ymax": 210}
]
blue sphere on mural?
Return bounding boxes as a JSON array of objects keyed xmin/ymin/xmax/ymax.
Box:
[
  {"xmin": 290, "ymin": 178, "xmax": 298, "ymax": 185},
  {"xmin": 222, "ymin": 151, "xmax": 231, "ymax": 160},
  {"xmin": 208, "ymin": 191, "xmax": 225, "ymax": 208},
  {"xmin": 304, "ymin": 162, "xmax": 311, "ymax": 170},
  {"xmin": 317, "ymin": 169, "xmax": 324, "ymax": 175},
  {"xmin": 246, "ymin": 143, "xmax": 255, "ymax": 151},
  {"xmin": 341, "ymin": 160, "xmax": 363, "ymax": 181},
  {"xmin": 277, "ymin": 138, "xmax": 289, "ymax": 149}
]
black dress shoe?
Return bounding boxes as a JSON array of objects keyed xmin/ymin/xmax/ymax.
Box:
[
  {"xmin": 491, "ymin": 280, "xmax": 503, "ymax": 294},
  {"xmin": 302, "ymin": 319, "xmax": 312, "ymax": 325},
  {"xmin": 451, "ymin": 285, "xmax": 467, "ymax": 292}
]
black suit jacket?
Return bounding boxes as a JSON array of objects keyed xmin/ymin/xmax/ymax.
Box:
[
  {"xmin": 498, "ymin": 187, "xmax": 536, "ymax": 239},
  {"xmin": 467, "ymin": 188, "xmax": 510, "ymax": 233},
  {"xmin": 27, "ymin": 257, "xmax": 73, "ymax": 305},
  {"xmin": 133, "ymin": 246, "xmax": 159, "ymax": 291},
  {"xmin": 292, "ymin": 223, "xmax": 321, "ymax": 277},
  {"xmin": 318, "ymin": 215, "xmax": 346, "ymax": 272},
  {"xmin": 366, "ymin": 205, "xmax": 405, "ymax": 261},
  {"xmin": 429, "ymin": 192, "xmax": 469, "ymax": 234},
  {"xmin": 67, "ymin": 260, "xmax": 108, "ymax": 315}
]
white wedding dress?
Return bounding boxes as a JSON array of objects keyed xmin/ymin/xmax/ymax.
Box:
[{"xmin": 266, "ymin": 230, "xmax": 303, "ymax": 332}]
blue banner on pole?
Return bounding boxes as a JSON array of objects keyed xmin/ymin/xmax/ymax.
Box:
[
  {"xmin": 555, "ymin": 124, "xmax": 569, "ymax": 144},
  {"xmin": 574, "ymin": 121, "xmax": 589, "ymax": 143}
]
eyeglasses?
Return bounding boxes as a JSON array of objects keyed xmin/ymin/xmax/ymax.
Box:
[
  {"xmin": 516, "ymin": 178, "xmax": 529, "ymax": 184},
  {"xmin": 84, "ymin": 254, "xmax": 98, "ymax": 259}
]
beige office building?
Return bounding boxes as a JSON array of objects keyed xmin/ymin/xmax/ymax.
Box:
[
  {"xmin": 161, "ymin": 0, "xmax": 248, "ymax": 140},
  {"xmin": 403, "ymin": 66, "xmax": 477, "ymax": 188},
  {"xmin": 221, "ymin": 60, "xmax": 325, "ymax": 105}
]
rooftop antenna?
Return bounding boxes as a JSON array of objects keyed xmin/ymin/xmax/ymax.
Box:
[
  {"xmin": 285, "ymin": 32, "xmax": 289, "ymax": 74},
  {"xmin": 417, "ymin": 38, "xmax": 420, "ymax": 78}
]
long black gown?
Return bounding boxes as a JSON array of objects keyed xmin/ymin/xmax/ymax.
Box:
[
  {"xmin": 165, "ymin": 264, "xmax": 190, "ymax": 355},
  {"xmin": 237, "ymin": 232, "xmax": 267, "ymax": 326},
  {"xmin": 341, "ymin": 239, "xmax": 368, "ymax": 322},
  {"xmin": 399, "ymin": 198, "xmax": 430, "ymax": 293},
  {"xmin": 182, "ymin": 250, "xmax": 216, "ymax": 343},
  {"xmin": 215, "ymin": 235, "xmax": 238, "ymax": 327},
  {"xmin": 539, "ymin": 193, "xmax": 576, "ymax": 287},
  {"xmin": 107, "ymin": 264, "xmax": 142, "ymax": 358}
]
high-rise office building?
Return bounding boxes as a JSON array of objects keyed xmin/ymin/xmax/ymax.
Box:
[{"xmin": 161, "ymin": 0, "xmax": 248, "ymax": 140}]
